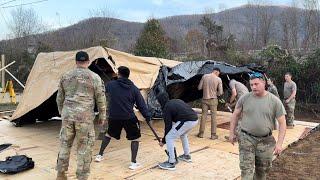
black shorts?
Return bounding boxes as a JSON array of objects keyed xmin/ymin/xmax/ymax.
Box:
[{"xmin": 107, "ymin": 116, "xmax": 141, "ymax": 140}]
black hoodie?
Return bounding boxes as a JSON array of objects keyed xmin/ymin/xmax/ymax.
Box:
[{"xmin": 106, "ymin": 77, "xmax": 150, "ymax": 120}]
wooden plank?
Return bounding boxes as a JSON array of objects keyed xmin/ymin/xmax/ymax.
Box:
[
  {"xmin": 0, "ymin": 110, "xmax": 15, "ymax": 114},
  {"xmin": 127, "ymin": 148, "xmax": 240, "ymax": 180},
  {"xmin": 294, "ymin": 120, "xmax": 319, "ymax": 128}
]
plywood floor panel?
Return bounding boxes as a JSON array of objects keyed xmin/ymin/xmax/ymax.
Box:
[{"xmin": 0, "ymin": 111, "xmax": 316, "ymax": 180}]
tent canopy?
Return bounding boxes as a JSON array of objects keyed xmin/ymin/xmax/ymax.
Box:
[{"xmin": 11, "ymin": 46, "xmax": 181, "ymax": 125}]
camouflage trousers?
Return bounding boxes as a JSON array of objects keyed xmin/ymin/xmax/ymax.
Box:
[
  {"xmin": 238, "ymin": 131, "xmax": 276, "ymax": 180},
  {"xmin": 56, "ymin": 121, "xmax": 95, "ymax": 180},
  {"xmin": 229, "ymin": 98, "xmax": 238, "ymax": 109},
  {"xmin": 199, "ymin": 98, "xmax": 218, "ymax": 136},
  {"xmin": 284, "ymin": 99, "xmax": 296, "ymax": 126}
]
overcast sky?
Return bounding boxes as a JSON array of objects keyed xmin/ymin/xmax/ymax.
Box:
[{"xmin": 0, "ymin": 0, "xmax": 295, "ymax": 40}]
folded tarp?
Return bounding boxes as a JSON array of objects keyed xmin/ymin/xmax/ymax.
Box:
[{"xmin": 148, "ymin": 60, "xmax": 253, "ymax": 118}]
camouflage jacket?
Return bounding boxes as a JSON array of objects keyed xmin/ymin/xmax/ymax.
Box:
[
  {"xmin": 56, "ymin": 67, "xmax": 107, "ymax": 122},
  {"xmin": 268, "ymin": 84, "xmax": 280, "ymax": 98}
]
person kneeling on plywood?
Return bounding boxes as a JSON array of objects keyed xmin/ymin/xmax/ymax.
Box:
[{"xmin": 156, "ymin": 92, "xmax": 198, "ymax": 170}]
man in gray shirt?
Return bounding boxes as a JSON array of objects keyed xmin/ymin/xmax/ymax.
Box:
[
  {"xmin": 227, "ymin": 79, "xmax": 249, "ymax": 109},
  {"xmin": 283, "ymin": 72, "xmax": 297, "ymax": 129},
  {"xmin": 229, "ymin": 72, "xmax": 286, "ymax": 180}
]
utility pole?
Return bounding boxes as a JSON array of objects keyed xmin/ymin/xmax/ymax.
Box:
[{"xmin": 1, "ymin": 55, "xmax": 5, "ymax": 89}]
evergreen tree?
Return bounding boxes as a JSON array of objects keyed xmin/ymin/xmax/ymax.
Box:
[{"xmin": 134, "ymin": 19, "xmax": 169, "ymax": 58}]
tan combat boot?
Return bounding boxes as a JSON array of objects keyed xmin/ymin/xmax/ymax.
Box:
[
  {"xmin": 56, "ymin": 171, "xmax": 67, "ymax": 180},
  {"xmin": 210, "ymin": 134, "xmax": 218, "ymax": 140},
  {"xmin": 197, "ymin": 132, "xmax": 204, "ymax": 138}
]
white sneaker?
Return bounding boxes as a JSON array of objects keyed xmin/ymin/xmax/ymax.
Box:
[
  {"xmin": 129, "ymin": 162, "xmax": 141, "ymax": 170},
  {"xmin": 95, "ymin": 155, "xmax": 104, "ymax": 162}
]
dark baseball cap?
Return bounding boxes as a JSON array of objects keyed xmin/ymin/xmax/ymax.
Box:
[{"xmin": 75, "ymin": 51, "xmax": 89, "ymax": 61}]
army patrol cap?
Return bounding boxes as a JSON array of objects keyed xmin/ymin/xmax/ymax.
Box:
[{"xmin": 76, "ymin": 51, "xmax": 89, "ymax": 61}]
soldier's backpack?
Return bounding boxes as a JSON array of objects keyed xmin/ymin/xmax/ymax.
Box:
[{"xmin": 0, "ymin": 155, "xmax": 34, "ymax": 174}]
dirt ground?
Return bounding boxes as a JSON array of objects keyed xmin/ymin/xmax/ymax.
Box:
[
  {"xmin": 295, "ymin": 110, "xmax": 320, "ymax": 123},
  {"xmin": 268, "ymin": 115, "xmax": 320, "ymax": 179}
]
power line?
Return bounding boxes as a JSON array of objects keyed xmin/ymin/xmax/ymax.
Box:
[
  {"xmin": 0, "ymin": 8, "xmax": 10, "ymax": 39},
  {"xmin": 0, "ymin": 8, "xmax": 9, "ymax": 27},
  {"xmin": 0, "ymin": 0, "xmax": 18, "ymax": 7},
  {"xmin": 0, "ymin": 0, "xmax": 48, "ymax": 8}
]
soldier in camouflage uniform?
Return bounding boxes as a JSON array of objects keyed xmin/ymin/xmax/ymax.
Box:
[
  {"xmin": 229, "ymin": 72, "xmax": 287, "ymax": 180},
  {"xmin": 283, "ymin": 72, "xmax": 297, "ymax": 129},
  {"xmin": 267, "ymin": 78, "xmax": 280, "ymax": 98},
  {"xmin": 56, "ymin": 51, "xmax": 106, "ymax": 180}
]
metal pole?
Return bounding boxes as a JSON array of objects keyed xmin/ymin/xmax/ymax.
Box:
[
  {"xmin": 0, "ymin": 55, "xmax": 2, "ymax": 89},
  {"xmin": 4, "ymin": 69, "xmax": 25, "ymax": 89},
  {"xmin": 0, "ymin": 61, "xmax": 15, "ymax": 72},
  {"xmin": 1, "ymin": 55, "xmax": 4, "ymax": 88}
]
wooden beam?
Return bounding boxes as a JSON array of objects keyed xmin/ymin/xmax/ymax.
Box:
[
  {"xmin": 0, "ymin": 61, "xmax": 15, "ymax": 72},
  {"xmin": 1, "ymin": 55, "xmax": 4, "ymax": 88},
  {"xmin": 4, "ymin": 69, "xmax": 25, "ymax": 89}
]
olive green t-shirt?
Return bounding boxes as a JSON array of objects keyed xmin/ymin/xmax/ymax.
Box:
[
  {"xmin": 283, "ymin": 81, "xmax": 297, "ymax": 99},
  {"xmin": 236, "ymin": 92, "xmax": 286, "ymax": 136},
  {"xmin": 229, "ymin": 79, "xmax": 249, "ymax": 99}
]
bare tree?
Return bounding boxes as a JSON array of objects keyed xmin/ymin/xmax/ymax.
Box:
[
  {"xmin": 243, "ymin": 1, "xmax": 275, "ymax": 49},
  {"xmin": 302, "ymin": 0, "xmax": 320, "ymax": 49},
  {"xmin": 288, "ymin": 0, "xmax": 300, "ymax": 49},
  {"xmin": 279, "ymin": 0, "xmax": 301, "ymax": 49},
  {"xmin": 218, "ymin": 3, "xmax": 233, "ymax": 36},
  {"xmin": 257, "ymin": 4, "xmax": 274, "ymax": 47},
  {"xmin": 185, "ymin": 29, "xmax": 205, "ymax": 57},
  {"xmin": 87, "ymin": 5, "xmax": 117, "ymax": 48},
  {"xmin": 8, "ymin": 6, "xmax": 46, "ymax": 38},
  {"xmin": 54, "ymin": 4, "xmax": 118, "ymax": 50},
  {"xmin": 280, "ymin": 11, "xmax": 290, "ymax": 49},
  {"xmin": 242, "ymin": 3, "xmax": 259, "ymax": 49}
]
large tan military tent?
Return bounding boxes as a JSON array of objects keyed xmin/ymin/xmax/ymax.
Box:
[{"xmin": 10, "ymin": 46, "xmax": 181, "ymax": 125}]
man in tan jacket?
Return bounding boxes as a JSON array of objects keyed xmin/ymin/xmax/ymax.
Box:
[{"xmin": 197, "ymin": 67, "xmax": 223, "ymax": 140}]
